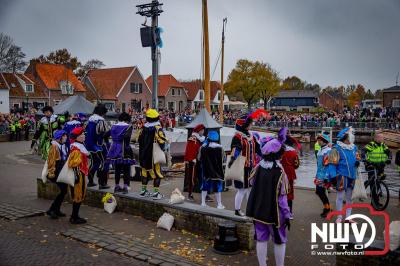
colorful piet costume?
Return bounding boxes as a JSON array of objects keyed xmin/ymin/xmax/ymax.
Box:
[
  {"xmin": 85, "ymin": 104, "xmax": 109, "ymax": 189},
  {"xmin": 32, "ymin": 106, "xmax": 61, "ymax": 160},
  {"xmin": 314, "ymin": 133, "xmax": 332, "ymax": 218},
  {"xmin": 327, "ymin": 127, "xmax": 360, "ymax": 222},
  {"xmin": 278, "ymin": 127, "xmax": 300, "ymax": 217},
  {"xmin": 198, "ymin": 131, "xmax": 225, "ymax": 209},
  {"xmin": 63, "ymin": 117, "xmax": 82, "ymax": 149},
  {"xmin": 138, "ymin": 109, "xmax": 168, "ymax": 200},
  {"xmin": 68, "ymin": 127, "xmax": 89, "ymax": 224},
  {"xmin": 46, "ymin": 129, "xmax": 69, "ymax": 219},
  {"xmin": 228, "ymin": 109, "xmax": 267, "ymax": 216},
  {"xmin": 107, "ymin": 113, "xmax": 135, "ymax": 194},
  {"xmin": 246, "ymin": 138, "xmax": 290, "ymax": 266},
  {"xmin": 183, "ymin": 124, "xmax": 206, "ymax": 200}
]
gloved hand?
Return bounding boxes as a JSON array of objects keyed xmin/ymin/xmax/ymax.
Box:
[
  {"xmin": 30, "ymin": 140, "xmax": 36, "ymax": 149},
  {"xmin": 355, "ymin": 161, "xmax": 360, "ymax": 168},
  {"xmin": 284, "ymin": 218, "xmax": 291, "ymax": 231},
  {"xmin": 228, "ymin": 158, "xmax": 235, "ymax": 168},
  {"xmin": 385, "ymin": 160, "xmax": 391, "ymax": 165}
]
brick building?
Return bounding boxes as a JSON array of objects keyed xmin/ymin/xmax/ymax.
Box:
[
  {"xmin": 382, "ymin": 85, "xmax": 400, "ymax": 108},
  {"xmin": 145, "ymin": 74, "xmax": 188, "ymax": 112},
  {"xmin": 83, "ymin": 66, "xmax": 151, "ymax": 112},
  {"xmin": 319, "ymin": 90, "xmax": 345, "ymax": 112}
]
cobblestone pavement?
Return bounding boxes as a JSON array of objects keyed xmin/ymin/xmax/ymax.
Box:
[
  {"xmin": 0, "ymin": 216, "xmax": 147, "ymax": 266},
  {"xmin": 0, "ymin": 202, "xmax": 44, "ymax": 220},
  {"xmin": 2, "ymin": 141, "xmax": 400, "ymax": 266},
  {"xmin": 62, "ymin": 225, "xmax": 200, "ymax": 266}
]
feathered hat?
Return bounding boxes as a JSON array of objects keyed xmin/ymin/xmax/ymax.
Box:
[{"xmin": 235, "ymin": 109, "xmax": 269, "ymax": 132}]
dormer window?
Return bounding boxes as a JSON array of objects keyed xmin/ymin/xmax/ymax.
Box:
[
  {"xmin": 60, "ymin": 81, "xmax": 74, "ymax": 95},
  {"xmin": 25, "ymin": 84, "xmax": 34, "ymax": 93},
  {"xmin": 199, "ymin": 90, "xmax": 204, "ymax": 100}
]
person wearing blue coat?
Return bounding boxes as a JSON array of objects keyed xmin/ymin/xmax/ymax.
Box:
[
  {"xmin": 314, "ymin": 132, "xmax": 332, "ymax": 218},
  {"xmin": 327, "ymin": 127, "xmax": 361, "ymax": 223}
]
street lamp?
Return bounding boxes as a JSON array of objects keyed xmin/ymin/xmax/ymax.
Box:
[
  {"xmin": 25, "ymin": 93, "xmax": 29, "ymax": 113},
  {"xmin": 136, "ymin": 0, "xmax": 163, "ymax": 110}
]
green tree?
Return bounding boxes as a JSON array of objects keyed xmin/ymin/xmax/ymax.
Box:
[
  {"xmin": 281, "ymin": 76, "xmax": 305, "ymax": 90},
  {"xmin": 76, "ymin": 59, "xmax": 105, "ymax": 78},
  {"xmin": 257, "ymin": 64, "xmax": 281, "ymax": 110},
  {"xmin": 32, "ymin": 48, "xmax": 81, "ymax": 71},
  {"xmin": 225, "ymin": 59, "xmax": 280, "ymax": 108}
]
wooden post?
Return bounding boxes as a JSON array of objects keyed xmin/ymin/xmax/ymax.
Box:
[
  {"xmin": 202, "ymin": 0, "xmax": 211, "ymax": 113},
  {"xmin": 219, "ymin": 18, "xmax": 227, "ymax": 124}
]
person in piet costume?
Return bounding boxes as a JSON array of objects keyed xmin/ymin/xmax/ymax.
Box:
[
  {"xmin": 85, "ymin": 104, "xmax": 109, "ymax": 189},
  {"xmin": 46, "ymin": 129, "xmax": 69, "ymax": 219},
  {"xmin": 228, "ymin": 109, "xmax": 267, "ymax": 216},
  {"xmin": 327, "ymin": 127, "xmax": 361, "ymax": 223},
  {"xmin": 68, "ymin": 127, "xmax": 90, "ymax": 224},
  {"xmin": 138, "ymin": 109, "xmax": 168, "ymax": 200},
  {"xmin": 198, "ymin": 131, "xmax": 225, "ymax": 209},
  {"xmin": 31, "ymin": 106, "xmax": 62, "ymax": 160},
  {"xmin": 314, "ymin": 132, "xmax": 332, "ymax": 218},
  {"xmin": 183, "ymin": 123, "xmax": 206, "ymax": 201},
  {"xmin": 246, "ymin": 138, "xmax": 291, "ymax": 266},
  {"xmin": 107, "ymin": 112, "xmax": 135, "ymax": 194},
  {"xmin": 278, "ymin": 127, "xmax": 301, "ymax": 218}
]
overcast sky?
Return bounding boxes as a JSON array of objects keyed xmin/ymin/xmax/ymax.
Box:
[{"xmin": 1, "ymin": 0, "xmax": 399, "ymax": 91}]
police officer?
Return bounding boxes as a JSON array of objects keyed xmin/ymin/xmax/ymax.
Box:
[{"xmin": 363, "ymin": 133, "xmax": 391, "ymax": 207}]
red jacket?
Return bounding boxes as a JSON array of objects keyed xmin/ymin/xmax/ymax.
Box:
[
  {"xmin": 184, "ymin": 135, "xmax": 203, "ymax": 162},
  {"xmin": 281, "ymin": 147, "xmax": 300, "ymax": 181}
]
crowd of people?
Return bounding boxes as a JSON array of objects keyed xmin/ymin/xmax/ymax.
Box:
[
  {"xmin": 0, "ymin": 112, "xmax": 37, "ymax": 140},
  {"xmin": 8, "ymin": 103, "xmax": 400, "ymax": 265}
]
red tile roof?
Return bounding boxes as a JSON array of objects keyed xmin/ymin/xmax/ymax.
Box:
[
  {"xmin": 181, "ymin": 80, "xmax": 202, "ymax": 101},
  {"xmin": 0, "ymin": 72, "xmax": 47, "ymax": 98},
  {"xmin": 87, "ymin": 67, "xmax": 135, "ymax": 101},
  {"xmin": 32, "ymin": 63, "xmax": 85, "ymax": 92},
  {"xmin": 181, "ymin": 80, "xmax": 221, "ymax": 101},
  {"xmin": 210, "ymin": 81, "xmax": 221, "ymax": 100},
  {"xmin": 145, "ymin": 74, "xmax": 184, "ymax": 97}
]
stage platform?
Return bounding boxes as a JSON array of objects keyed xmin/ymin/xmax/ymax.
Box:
[{"xmin": 37, "ymin": 179, "xmax": 255, "ymax": 250}]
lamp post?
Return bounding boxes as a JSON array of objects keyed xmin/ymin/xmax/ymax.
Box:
[
  {"xmin": 25, "ymin": 93, "xmax": 29, "ymax": 113},
  {"xmin": 136, "ymin": 0, "xmax": 163, "ymax": 110}
]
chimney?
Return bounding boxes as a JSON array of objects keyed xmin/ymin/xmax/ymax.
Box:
[{"xmin": 27, "ymin": 59, "xmax": 38, "ymax": 79}]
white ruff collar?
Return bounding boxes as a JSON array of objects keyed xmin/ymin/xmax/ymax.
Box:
[
  {"xmin": 71, "ymin": 142, "xmax": 89, "ymax": 156},
  {"xmin": 285, "ymin": 146, "xmax": 295, "ymax": 152},
  {"xmin": 259, "ymin": 160, "xmax": 283, "ymax": 170},
  {"xmin": 337, "ymin": 141, "xmax": 355, "ymax": 150},
  {"xmin": 208, "ymin": 142, "xmax": 222, "ymax": 148},
  {"xmin": 89, "ymin": 114, "xmax": 105, "ymax": 122},
  {"xmin": 40, "ymin": 115, "xmax": 58, "ymax": 124},
  {"xmin": 144, "ymin": 121, "xmax": 160, "ymax": 128},
  {"xmin": 192, "ymin": 132, "xmax": 205, "ymax": 142}
]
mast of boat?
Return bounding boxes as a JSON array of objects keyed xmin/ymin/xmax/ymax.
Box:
[
  {"xmin": 219, "ymin": 18, "xmax": 227, "ymax": 124},
  {"xmin": 202, "ymin": 0, "xmax": 211, "ymax": 113}
]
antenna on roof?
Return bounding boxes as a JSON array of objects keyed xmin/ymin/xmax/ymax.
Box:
[{"xmin": 396, "ymin": 72, "xmax": 399, "ymax": 86}]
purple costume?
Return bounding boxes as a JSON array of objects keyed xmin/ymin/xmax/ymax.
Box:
[
  {"xmin": 106, "ymin": 122, "xmax": 135, "ymax": 165},
  {"xmin": 246, "ymin": 160, "xmax": 291, "ymax": 244}
]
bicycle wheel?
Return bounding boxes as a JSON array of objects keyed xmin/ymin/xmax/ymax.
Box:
[{"xmin": 371, "ymin": 180, "xmax": 390, "ymax": 211}]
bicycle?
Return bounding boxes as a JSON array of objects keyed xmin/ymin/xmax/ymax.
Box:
[{"xmin": 361, "ymin": 168, "xmax": 390, "ymax": 211}]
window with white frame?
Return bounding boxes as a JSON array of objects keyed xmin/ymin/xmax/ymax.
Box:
[
  {"xmin": 25, "ymin": 84, "xmax": 34, "ymax": 93},
  {"xmin": 171, "ymin": 88, "xmax": 175, "ymax": 96},
  {"xmin": 177, "ymin": 88, "xmax": 181, "ymax": 96},
  {"xmin": 199, "ymin": 90, "xmax": 204, "ymax": 100},
  {"xmin": 130, "ymin": 83, "xmax": 143, "ymax": 93},
  {"xmin": 393, "ymin": 99, "xmax": 400, "ymax": 108},
  {"xmin": 60, "ymin": 81, "xmax": 74, "ymax": 95}
]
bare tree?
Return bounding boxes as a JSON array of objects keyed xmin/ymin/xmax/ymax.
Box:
[
  {"xmin": 76, "ymin": 59, "xmax": 105, "ymax": 78},
  {"xmin": 0, "ymin": 33, "xmax": 27, "ymax": 73}
]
